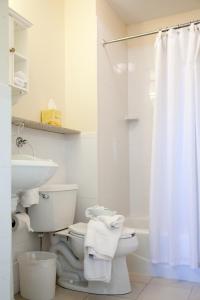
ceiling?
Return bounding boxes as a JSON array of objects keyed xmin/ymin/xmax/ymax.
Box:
[{"xmin": 106, "ymin": 0, "xmax": 200, "ymax": 24}]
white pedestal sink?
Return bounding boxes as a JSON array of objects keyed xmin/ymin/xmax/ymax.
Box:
[
  {"xmin": 12, "ymin": 154, "xmax": 58, "ymax": 212},
  {"xmin": 11, "ymin": 154, "xmax": 58, "ymax": 299}
]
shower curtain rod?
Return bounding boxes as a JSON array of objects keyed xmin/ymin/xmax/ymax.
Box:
[{"xmin": 102, "ymin": 19, "xmax": 200, "ymax": 46}]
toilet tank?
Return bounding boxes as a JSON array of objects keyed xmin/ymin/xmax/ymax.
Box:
[{"xmin": 28, "ymin": 184, "xmax": 78, "ymax": 232}]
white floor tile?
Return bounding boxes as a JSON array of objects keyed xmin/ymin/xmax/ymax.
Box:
[
  {"xmin": 189, "ymin": 286, "xmax": 200, "ymax": 300},
  {"xmin": 137, "ymin": 282, "xmax": 191, "ymax": 300},
  {"xmin": 15, "ymin": 286, "xmax": 86, "ymax": 300},
  {"xmin": 115, "ymin": 282, "xmax": 146, "ymax": 299},
  {"xmin": 150, "ymin": 277, "xmax": 194, "ymax": 289},
  {"xmin": 85, "ymin": 295, "xmax": 126, "ymax": 300}
]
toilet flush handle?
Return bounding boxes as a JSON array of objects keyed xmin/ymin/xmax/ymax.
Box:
[{"xmin": 39, "ymin": 192, "xmax": 49, "ymax": 199}]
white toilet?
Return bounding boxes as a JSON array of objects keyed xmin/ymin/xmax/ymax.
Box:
[{"xmin": 29, "ymin": 184, "xmax": 138, "ymax": 295}]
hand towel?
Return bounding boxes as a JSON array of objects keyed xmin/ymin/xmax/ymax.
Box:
[
  {"xmin": 97, "ymin": 214, "xmax": 125, "ymax": 230},
  {"xmin": 84, "ymin": 249, "xmax": 111, "ymax": 282},
  {"xmin": 84, "ymin": 215, "xmax": 124, "ymax": 282},
  {"xmin": 20, "ymin": 188, "xmax": 39, "ymax": 208},
  {"xmin": 85, "ymin": 205, "xmax": 116, "ymax": 219}
]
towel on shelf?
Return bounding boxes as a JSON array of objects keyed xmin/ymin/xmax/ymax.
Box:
[
  {"xmin": 15, "ymin": 71, "xmax": 26, "ymax": 80},
  {"xmin": 14, "ymin": 77, "xmax": 27, "ymax": 88},
  {"xmin": 85, "ymin": 205, "xmax": 117, "ymax": 219},
  {"xmin": 20, "ymin": 188, "xmax": 39, "ymax": 208},
  {"xmin": 14, "ymin": 71, "xmax": 27, "ymax": 88},
  {"xmin": 84, "ymin": 214, "xmax": 124, "ymax": 282}
]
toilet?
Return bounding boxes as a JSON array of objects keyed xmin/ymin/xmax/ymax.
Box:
[{"xmin": 28, "ymin": 184, "xmax": 138, "ymax": 295}]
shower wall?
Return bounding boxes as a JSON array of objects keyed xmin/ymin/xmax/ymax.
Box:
[
  {"xmin": 98, "ymin": 1, "xmax": 200, "ymax": 280},
  {"xmin": 97, "ymin": 0, "xmax": 129, "ymax": 215}
]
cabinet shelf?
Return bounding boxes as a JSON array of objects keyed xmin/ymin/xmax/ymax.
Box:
[
  {"xmin": 10, "ymin": 84, "xmax": 28, "ymax": 96},
  {"xmin": 9, "ymin": 8, "xmax": 32, "ymax": 100},
  {"xmin": 12, "ymin": 117, "xmax": 81, "ymax": 135},
  {"xmin": 14, "ymin": 52, "xmax": 28, "ymax": 63}
]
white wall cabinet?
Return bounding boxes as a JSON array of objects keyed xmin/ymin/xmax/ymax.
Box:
[{"xmin": 9, "ymin": 8, "xmax": 32, "ymax": 97}]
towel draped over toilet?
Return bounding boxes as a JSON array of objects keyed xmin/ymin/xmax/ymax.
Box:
[{"xmin": 84, "ymin": 209, "xmax": 125, "ymax": 282}]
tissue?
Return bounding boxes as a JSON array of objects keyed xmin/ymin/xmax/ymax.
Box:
[
  {"xmin": 41, "ymin": 98, "xmax": 62, "ymax": 127},
  {"xmin": 12, "ymin": 213, "xmax": 33, "ymax": 232},
  {"xmin": 20, "ymin": 188, "xmax": 39, "ymax": 208}
]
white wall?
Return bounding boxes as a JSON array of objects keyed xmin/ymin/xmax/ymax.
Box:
[
  {"xmin": 12, "ymin": 127, "xmax": 97, "ymax": 293},
  {"xmin": 64, "ymin": 132, "xmax": 98, "ymax": 223},
  {"xmin": 0, "ymin": 1, "xmax": 11, "ymax": 300},
  {"xmin": 97, "ymin": 0, "xmax": 129, "ymax": 215},
  {"xmin": 128, "ymin": 41, "xmax": 154, "ymax": 222}
]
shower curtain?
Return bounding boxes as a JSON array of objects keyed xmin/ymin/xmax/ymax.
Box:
[{"xmin": 150, "ymin": 24, "xmax": 200, "ymax": 268}]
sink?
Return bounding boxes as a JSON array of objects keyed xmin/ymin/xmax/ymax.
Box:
[{"xmin": 12, "ymin": 154, "xmax": 58, "ymax": 194}]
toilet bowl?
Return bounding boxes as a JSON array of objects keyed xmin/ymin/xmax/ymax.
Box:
[
  {"xmin": 50, "ymin": 222, "xmax": 138, "ymax": 294},
  {"xmin": 29, "ymin": 184, "xmax": 139, "ymax": 295}
]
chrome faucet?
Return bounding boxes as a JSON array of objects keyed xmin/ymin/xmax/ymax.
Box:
[{"xmin": 16, "ymin": 136, "xmax": 28, "ymax": 148}]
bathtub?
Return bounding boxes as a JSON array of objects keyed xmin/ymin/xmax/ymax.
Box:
[{"xmin": 126, "ymin": 217, "xmax": 200, "ymax": 283}]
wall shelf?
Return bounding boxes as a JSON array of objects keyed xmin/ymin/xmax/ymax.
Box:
[
  {"xmin": 12, "ymin": 117, "xmax": 81, "ymax": 135},
  {"xmin": 124, "ymin": 115, "xmax": 139, "ymax": 121}
]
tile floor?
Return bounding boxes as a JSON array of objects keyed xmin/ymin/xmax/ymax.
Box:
[{"xmin": 15, "ymin": 277, "xmax": 200, "ymax": 300}]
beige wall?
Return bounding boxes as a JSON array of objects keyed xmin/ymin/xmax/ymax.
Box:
[
  {"xmin": 10, "ymin": 0, "xmax": 97, "ymax": 132},
  {"xmin": 127, "ymin": 9, "xmax": 200, "ymax": 44},
  {"xmin": 64, "ymin": 0, "xmax": 97, "ymax": 132},
  {"xmin": 9, "ymin": 0, "xmax": 66, "ymax": 124}
]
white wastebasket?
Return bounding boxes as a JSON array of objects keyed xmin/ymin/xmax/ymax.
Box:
[{"xmin": 18, "ymin": 251, "xmax": 57, "ymax": 300}]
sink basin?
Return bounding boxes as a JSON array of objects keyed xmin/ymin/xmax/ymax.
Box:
[{"xmin": 12, "ymin": 154, "xmax": 58, "ymax": 194}]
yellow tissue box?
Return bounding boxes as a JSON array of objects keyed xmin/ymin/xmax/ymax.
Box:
[{"xmin": 41, "ymin": 109, "xmax": 62, "ymax": 127}]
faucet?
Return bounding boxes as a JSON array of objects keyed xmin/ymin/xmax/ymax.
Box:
[{"xmin": 16, "ymin": 136, "xmax": 28, "ymax": 148}]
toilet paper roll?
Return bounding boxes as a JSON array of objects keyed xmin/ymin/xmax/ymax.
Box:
[{"xmin": 12, "ymin": 213, "xmax": 33, "ymax": 232}]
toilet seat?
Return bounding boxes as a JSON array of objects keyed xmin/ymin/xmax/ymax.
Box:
[{"xmin": 55, "ymin": 222, "xmax": 136, "ymax": 239}]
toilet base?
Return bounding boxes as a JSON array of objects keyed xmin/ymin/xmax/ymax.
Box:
[
  {"xmin": 57, "ymin": 277, "xmax": 89, "ymax": 293},
  {"xmin": 57, "ymin": 256, "xmax": 132, "ymax": 295}
]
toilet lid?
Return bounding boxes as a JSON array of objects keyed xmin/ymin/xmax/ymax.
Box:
[{"xmin": 69, "ymin": 222, "xmax": 136, "ymax": 239}]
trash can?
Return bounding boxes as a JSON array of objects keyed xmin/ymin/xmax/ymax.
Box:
[{"xmin": 18, "ymin": 251, "xmax": 57, "ymax": 300}]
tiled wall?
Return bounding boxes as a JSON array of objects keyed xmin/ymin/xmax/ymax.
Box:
[
  {"xmin": 12, "ymin": 127, "xmax": 97, "ymax": 293},
  {"xmin": 65, "ymin": 132, "xmax": 97, "ymax": 222}
]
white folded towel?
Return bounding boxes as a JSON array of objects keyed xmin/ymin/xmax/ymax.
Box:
[
  {"xmin": 15, "ymin": 71, "xmax": 26, "ymax": 80},
  {"xmin": 20, "ymin": 188, "xmax": 39, "ymax": 208},
  {"xmin": 97, "ymin": 214, "xmax": 125, "ymax": 230},
  {"xmin": 14, "ymin": 77, "xmax": 27, "ymax": 88},
  {"xmin": 84, "ymin": 214, "xmax": 124, "ymax": 282},
  {"xmin": 84, "ymin": 249, "xmax": 111, "ymax": 282},
  {"xmin": 85, "ymin": 205, "xmax": 116, "ymax": 219}
]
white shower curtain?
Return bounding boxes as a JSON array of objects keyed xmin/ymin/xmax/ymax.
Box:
[{"xmin": 150, "ymin": 24, "xmax": 200, "ymax": 268}]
